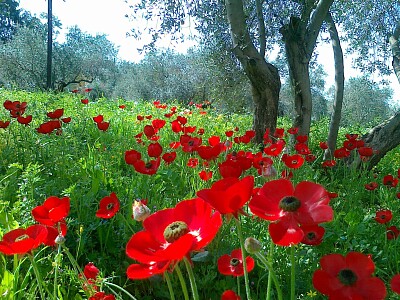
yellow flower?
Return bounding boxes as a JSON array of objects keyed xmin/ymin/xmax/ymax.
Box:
[{"xmin": 307, "ymin": 290, "xmax": 317, "ymax": 297}]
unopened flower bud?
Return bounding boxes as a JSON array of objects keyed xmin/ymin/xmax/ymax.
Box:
[
  {"xmin": 244, "ymin": 237, "xmax": 262, "ymax": 254},
  {"xmin": 55, "ymin": 234, "xmax": 66, "ymax": 245},
  {"xmin": 132, "ymin": 200, "xmax": 150, "ymax": 221}
]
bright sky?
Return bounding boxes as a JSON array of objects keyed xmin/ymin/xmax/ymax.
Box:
[{"xmin": 18, "ymin": 0, "xmax": 400, "ymax": 104}]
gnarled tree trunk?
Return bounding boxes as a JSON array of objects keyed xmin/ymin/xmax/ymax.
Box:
[
  {"xmin": 280, "ymin": 0, "xmax": 334, "ymax": 137},
  {"xmin": 225, "ymin": 0, "xmax": 281, "ymax": 144}
]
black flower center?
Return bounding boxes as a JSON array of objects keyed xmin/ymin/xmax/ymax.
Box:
[
  {"xmin": 107, "ymin": 203, "xmax": 115, "ymax": 210},
  {"xmin": 338, "ymin": 269, "xmax": 357, "ymax": 286},
  {"xmin": 306, "ymin": 232, "xmax": 316, "ymax": 240},
  {"xmin": 230, "ymin": 258, "xmax": 240, "ymax": 266},
  {"xmin": 279, "ymin": 196, "xmax": 301, "ymax": 212},
  {"xmin": 163, "ymin": 221, "xmax": 189, "ymax": 243},
  {"xmin": 145, "ymin": 162, "xmax": 153, "ymax": 169}
]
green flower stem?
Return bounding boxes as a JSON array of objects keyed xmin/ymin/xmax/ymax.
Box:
[
  {"xmin": 29, "ymin": 254, "xmax": 46, "ymax": 300},
  {"xmin": 290, "ymin": 245, "xmax": 296, "ymax": 300},
  {"xmin": 175, "ymin": 264, "xmax": 190, "ymax": 300},
  {"xmin": 254, "ymin": 252, "xmax": 282, "ymax": 300},
  {"xmin": 103, "ymin": 281, "xmax": 138, "ymax": 300},
  {"xmin": 235, "ymin": 217, "xmax": 252, "ymax": 300},
  {"xmin": 53, "ymin": 244, "xmax": 62, "ymax": 299},
  {"xmin": 183, "ymin": 257, "xmax": 199, "ymax": 300},
  {"xmin": 236, "ymin": 276, "xmax": 241, "ymax": 298},
  {"xmin": 164, "ymin": 272, "xmax": 176, "ymax": 300}
]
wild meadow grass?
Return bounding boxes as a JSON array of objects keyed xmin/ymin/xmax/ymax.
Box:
[{"xmin": 0, "ymin": 89, "xmax": 399, "ymax": 299}]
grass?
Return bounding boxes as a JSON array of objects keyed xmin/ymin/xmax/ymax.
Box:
[{"xmin": 0, "ymin": 89, "xmax": 399, "ymax": 299}]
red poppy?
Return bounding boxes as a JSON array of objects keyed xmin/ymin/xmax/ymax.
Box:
[
  {"xmin": 32, "ymin": 196, "xmax": 70, "ymax": 226},
  {"xmin": 221, "ymin": 290, "xmax": 241, "ymax": 300},
  {"xmin": 125, "ymin": 149, "xmax": 141, "ymax": 165},
  {"xmin": 281, "ymin": 169, "xmax": 293, "ymax": 179},
  {"xmin": 296, "ymin": 135, "xmax": 308, "ymax": 143},
  {"xmin": 162, "ymin": 152, "xmax": 177, "ymax": 165},
  {"xmin": 322, "ymin": 160, "xmax": 336, "ymax": 168},
  {"xmin": 84, "ymin": 88, "xmax": 93, "ymax": 93},
  {"xmin": 282, "ymin": 154, "xmax": 304, "ymax": 169},
  {"xmin": 47, "ymin": 108, "xmax": 64, "ymax": 119},
  {"xmin": 374, "ymin": 210, "xmax": 392, "ymax": 224},
  {"xmin": 334, "ymin": 147, "xmax": 351, "ymax": 159},
  {"xmin": 287, "ymin": 127, "xmax": 299, "ymax": 135},
  {"xmin": 345, "ymin": 133, "xmax": 359, "ymax": 140},
  {"xmin": 147, "ymin": 142, "xmax": 163, "ymax": 158},
  {"xmin": 397, "ymin": 192, "xmax": 400, "ymax": 200},
  {"xmin": 391, "ymin": 274, "xmax": 400, "ymax": 294},
  {"xmin": 17, "ymin": 115, "xmax": 32, "ymax": 125},
  {"xmin": 84, "ymin": 262, "xmax": 100, "ymax": 280},
  {"xmin": 365, "ymin": 182, "xmax": 378, "ymax": 191},
  {"xmin": 386, "ymin": 226, "xmax": 400, "ymax": 240},
  {"xmin": 81, "ymin": 99, "xmax": 89, "ymax": 104},
  {"xmin": 89, "ymin": 292, "xmax": 115, "ymax": 300},
  {"xmin": 312, "ymin": 252, "xmax": 386, "ymax": 300},
  {"xmin": 199, "ymin": 170, "xmax": 213, "ymax": 181},
  {"xmin": 93, "ymin": 115, "xmax": 104, "ymax": 123},
  {"xmin": 0, "ymin": 120, "xmax": 10, "ymax": 128},
  {"xmin": 249, "ymin": 179, "xmax": 333, "ymax": 246},
  {"xmin": 0, "ymin": 225, "xmax": 48, "ymax": 255},
  {"xmin": 383, "ymin": 174, "xmax": 399, "ymax": 187},
  {"xmin": 126, "ymin": 198, "xmax": 222, "ymax": 277},
  {"xmin": 225, "ymin": 130, "xmax": 234, "ymax": 137},
  {"xmin": 126, "ymin": 261, "xmax": 171, "ymax": 280},
  {"xmin": 358, "ymin": 147, "xmax": 374, "ymax": 157},
  {"xmin": 319, "ymin": 141, "xmax": 328, "ymax": 150},
  {"xmin": 96, "ymin": 121, "xmax": 110, "ymax": 131},
  {"xmin": 264, "ymin": 139, "xmax": 285, "ymax": 156},
  {"xmin": 218, "ymin": 159, "xmax": 243, "ymax": 179},
  {"xmin": 36, "ymin": 120, "xmax": 61, "ymax": 134},
  {"xmin": 96, "ymin": 193, "xmax": 120, "ymax": 219},
  {"xmin": 187, "ymin": 158, "xmax": 199, "ymax": 168},
  {"xmin": 180, "ymin": 134, "xmax": 202, "ymax": 152},
  {"xmin": 217, "ymin": 248, "xmax": 255, "ymax": 277},
  {"xmin": 61, "ymin": 117, "xmax": 71, "ymax": 123},
  {"xmin": 274, "ymin": 128, "xmax": 284, "ymax": 138},
  {"xmin": 196, "ymin": 176, "xmax": 254, "ymax": 218},
  {"xmin": 300, "ymin": 224, "xmax": 325, "ymax": 246},
  {"xmin": 132, "ymin": 158, "xmax": 161, "ymax": 175},
  {"xmin": 343, "ymin": 139, "xmax": 357, "ymax": 151},
  {"xmin": 143, "ymin": 125, "xmax": 156, "ymax": 138},
  {"xmin": 71, "ymin": 89, "xmax": 79, "ymax": 93},
  {"xmin": 136, "ymin": 115, "xmax": 144, "ymax": 121},
  {"xmin": 118, "ymin": 105, "xmax": 126, "ymax": 109}
]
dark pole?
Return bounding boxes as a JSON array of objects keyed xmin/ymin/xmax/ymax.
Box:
[{"xmin": 46, "ymin": 0, "xmax": 53, "ymax": 90}]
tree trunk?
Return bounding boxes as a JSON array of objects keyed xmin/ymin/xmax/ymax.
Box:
[
  {"xmin": 350, "ymin": 112, "xmax": 400, "ymax": 170},
  {"xmin": 324, "ymin": 12, "xmax": 344, "ymax": 160},
  {"xmin": 225, "ymin": 0, "xmax": 281, "ymax": 144},
  {"xmin": 280, "ymin": 0, "xmax": 334, "ymax": 137},
  {"xmin": 389, "ymin": 21, "xmax": 400, "ymax": 84}
]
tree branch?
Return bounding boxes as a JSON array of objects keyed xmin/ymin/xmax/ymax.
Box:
[
  {"xmin": 255, "ymin": 0, "xmax": 266, "ymax": 57},
  {"xmin": 389, "ymin": 21, "xmax": 400, "ymax": 84},
  {"xmin": 305, "ymin": 0, "xmax": 334, "ymax": 56}
]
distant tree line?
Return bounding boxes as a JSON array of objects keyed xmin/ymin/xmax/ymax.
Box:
[{"xmin": 0, "ymin": 0, "xmax": 397, "ymax": 127}]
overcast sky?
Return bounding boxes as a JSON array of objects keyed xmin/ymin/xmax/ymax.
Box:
[{"xmin": 18, "ymin": 0, "xmax": 399, "ymax": 104}]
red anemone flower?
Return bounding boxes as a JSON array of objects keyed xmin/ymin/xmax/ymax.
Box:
[
  {"xmin": 312, "ymin": 252, "xmax": 386, "ymax": 300},
  {"xmin": 89, "ymin": 292, "xmax": 115, "ymax": 300},
  {"xmin": 391, "ymin": 274, "xmax": 400, "ymax": 294},
  {"xmin": 217, "ymin": 248, "xmax": 255, "ymax": 277},
  {"xmin": 383, "ymin": 174, "xmax": 399, "ymax": 187},
  {"xmin": 84, "ymin": 262, "xmax": 100, "ymax": 280},
  {"xmin": 249, "ymin": 179, "xmax": 333, "ymax": 246},
  {"xmin": 81, "ymin": 99, "xmax": 89, "ymax": 104},
  {"xmin": 221, "ymin": 290, "xmax": 241, "ymax": 300},
  {"xmin": 322, "ymin": 160, "xmax": 336, "ymax": 168},
  {"xmin": 147, "ymin": 142, "xmax": 163, "ymax": 158},
  {"xmin": 132, "ymin": 158, "xmax": 161, "ymax": 175},
  {"xmin": 93, "ymin": 115, "xmax": 104, "ymax": 123},
  {"xmin": 319, "ymin": 141, "xmax": 328, "ymax": 150},
  {"xmin": 0, "ymin": 225, "xmax": 48, "ymax": 255},
  {"xmin": 218, "ymin": 160, "xmax": 243, "ymax": 179},
  {"xmin": 162, "ymin": 152, "xmax": 177, "ymax": 165},
  {"xmin": 47, "ymin": 108, "xmax": 64, "ymax": 119},
  {"xmin": 0, "ymin": 120, "xmax": 10, "ymax": 128},
  {"xmin": 125, "ymin": 149, "xmax": 141, "ymax": 165},
  {"xmin": 386, "ymin": 226, "xmax": 400, "ymax": 240},
  {"xmin": 282, "ymin": 154, "xmax": 304, "ymax": 169},
  {"xmin": 32, "ymin": 196, "xmax": 70, "ymax": 226},
  {"xmin": 358, "ymin": 147, "xmax": 374, "ymax": 157},
  {"xmin": 125, "ymin": 198, "xmax": 222, "ymax": 279},
  {"xmin": 96, "ymin": 121, "xmax": 110, "ymax": 131},
  {"xmin": 365, "ymin": 182, "xmax": 378, "ymax": 191},
  {"xmin": 197, "ymin": 176, "xmax": 254, "ymax": 218},
  {"xmin": 96, "ymin": 192, "xmax": 120, "ymax": 219},
  {"xmin": 17, "ymin": 115, "xmax": 32, "ymax": 125},
  {"xmin": 199, "ymin": 170, "xmax": 213, "ymax": 181},
  {"xmin": 374, "ymin": 210, "xmax": 392, "ymax": 224},
  {"xmin": 300, "ymin": 224, "xmax": 325, "ymax": 246}
]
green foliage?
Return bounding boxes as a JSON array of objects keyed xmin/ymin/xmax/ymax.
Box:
[{"xmin": 0, "ymin": 90, "xmax": 399, "ymax": 299}]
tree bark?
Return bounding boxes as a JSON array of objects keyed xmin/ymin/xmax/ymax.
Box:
[
  {"xmin": 324, "ymin": 12, "xmax": 344, "ymax": 160},
  {"xmin": 225, "ymin": 0, "xmax": 281, "ymax": 144},
  {"xmin": 389, "ymin": 21, "xmax": 400, "ymax": 84},
  {"xmin": 280, "ymin": 0, "xmax": 334, "ymax": 137}
]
